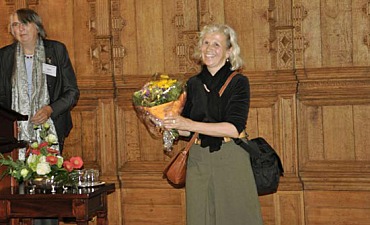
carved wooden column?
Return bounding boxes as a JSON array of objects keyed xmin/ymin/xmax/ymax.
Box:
[
  {"xmin": 292, "ymin": 4, "xmax": 308, "ymax": 68},
  {"xmin": 267, "ymin": 0, "xmax": 295, "ymax": 70}
]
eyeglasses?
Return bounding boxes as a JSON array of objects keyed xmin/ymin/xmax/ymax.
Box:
[{"xmin": 11, "ymin": 21, "xmax": 29, "ymax": 28}]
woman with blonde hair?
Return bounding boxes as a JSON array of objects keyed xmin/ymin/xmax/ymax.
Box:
[{"xmin": 164, "ymin": 24, "xmax": 263, "ymax": 225}]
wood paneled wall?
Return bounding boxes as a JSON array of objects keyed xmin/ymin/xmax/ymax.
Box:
[{"xmin": 1, "ymin": 0, "xmax": 370, "ymax": 225}]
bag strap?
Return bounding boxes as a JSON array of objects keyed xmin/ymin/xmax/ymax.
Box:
[
  {"xmin": 183, "ymin": 132, "xmax": 198, "ymax": 153},
  {"xmin": 223, "ymin": 71, "xmax": 255, "ymax": 154},
  {"xmin": 219, "ymin": 71, "xmax": 238, "ymax": 96},
  {"xmin": 219, "ymin": 71, "xmax": 246, "ymax": 144},
  {"xmin": 233, "ymin": 138, "xmax": 260, "ymax": 156}
]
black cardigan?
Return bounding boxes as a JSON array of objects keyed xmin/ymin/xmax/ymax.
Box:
[{"xmin": 182, "ymin": 63, "xmax": 250, "ymax": 151}]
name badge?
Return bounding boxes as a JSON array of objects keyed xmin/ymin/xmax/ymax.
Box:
[{"xmin": 42, "ymin": 63, "xmax": 57, "ymax": 77}]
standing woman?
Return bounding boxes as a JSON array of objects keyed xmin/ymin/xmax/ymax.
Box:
[
  {"xmin": 164, "ymin": 24, "xmax": 263, "ymax": 225},
  {"xmin": 0, "ymin": 8, "xmax": 79, "ymax": 155},
  {"xmin": 0, "ymin": 8, "xmax": 79, "ymax": 225}
]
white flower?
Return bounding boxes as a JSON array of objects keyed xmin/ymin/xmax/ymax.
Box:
[
  {"xmin": 27, "ymin": 154, "xmax": 37, "ymax": 164},
  {"xmin": 20, "ymin": 168, "xmax": 29, "ymax": 178},
  {"xmin": 39, "ymin": 155, "xmax": 47, "ymax": 163},
  {"xmin": 36, "ymin": 162, "xmax": 51, "ymax": 175},
  {"xmin": 45, "ymin": 134, "xmax": 58, "ymax": 144},
  {"xmin": 27, "ymin": 154, "xmax": 39, "ymax": 172}
]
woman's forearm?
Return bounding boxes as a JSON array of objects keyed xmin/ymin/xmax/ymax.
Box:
[{"xmin": 166, "ymin": 116, "xmax": 239, "ymax": 138}]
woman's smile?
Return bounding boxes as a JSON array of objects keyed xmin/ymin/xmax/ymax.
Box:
[{"xmin": 201, "ymin": 32, "xmax": 231, "ymax": 75}]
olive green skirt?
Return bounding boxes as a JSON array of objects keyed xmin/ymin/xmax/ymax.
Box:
[{"xmin": 186, "ymin": 141, "xmax": 263, "ymax": 225}]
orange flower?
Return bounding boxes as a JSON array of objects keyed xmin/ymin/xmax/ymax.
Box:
[
  {"xmin": 46, "ymin": 155, "xmax": 58, "ymax": 165},
  {"xmin": 69, "ymin": 156, "xmax": 84, "ymax": 169}
]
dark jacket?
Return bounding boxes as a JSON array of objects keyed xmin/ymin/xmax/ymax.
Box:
[{"xmin": 0, "ymin": 39, "xmax": 80, "ymax": 151}]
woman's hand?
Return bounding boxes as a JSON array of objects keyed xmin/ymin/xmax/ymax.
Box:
[
  {"xmin": 163, "ymin": 115, "xmax": 191, "ymax": 137},
  {"xmin": 31, "ymin": 105, "xmax": 53, "ymax": 125},
  {"xmin": 163, "ymin": 114, "xmax": 187, "ymax": 130}
]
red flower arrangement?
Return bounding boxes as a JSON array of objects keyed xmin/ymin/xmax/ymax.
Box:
[{"xmin": 0, "ymin": 123, "xmax": 84, "ymax": 186}]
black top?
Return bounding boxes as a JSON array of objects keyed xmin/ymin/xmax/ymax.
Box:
[{"xmin": 182, "ymin": 62, "xmax": 250, "ymax": 151}]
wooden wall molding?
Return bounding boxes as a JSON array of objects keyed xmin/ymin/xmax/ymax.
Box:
[
  {"xmin": 245, "ymin": 69, "xmax": 296, "ymax": 82},
  {"xmin": 296, "ymin": 66, "xmax": 370, "ymax": 79},
  {"xmin": 298, "ymin": 79, "xmax": 370, "ymax": 104},
  {"xmin": 296, "ymin": 67, "xmax": 370, "ymax": 104},
  {"xmin": 119, "ymin": 161, "xmax": 174, "ymax": 189},
  {"xmin": 78, "ymin": 82, "xmax": 116, "ymax": 94},
  {"xmin": 300, "ymin": 171, "xmax": 370, "ymax": 191}
]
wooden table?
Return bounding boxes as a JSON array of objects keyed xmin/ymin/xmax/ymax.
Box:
[{"xmin": 0, "ymin": 183, "xmax": 115, "ymax": 225}]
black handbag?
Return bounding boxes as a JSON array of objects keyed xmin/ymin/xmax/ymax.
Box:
[{"xmin": 234, "ymin": 137, "xmax": 284, "ymax": 196}]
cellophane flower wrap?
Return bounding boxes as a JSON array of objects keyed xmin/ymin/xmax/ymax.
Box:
[{"xmin": 133, "ymin": 73, "xmax": 186, "ymax": 152}]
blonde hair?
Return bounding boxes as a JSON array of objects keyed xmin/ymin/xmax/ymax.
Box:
[{"xmin": 193, "ymin": 24, "xmax": 244, "ymax": 70}]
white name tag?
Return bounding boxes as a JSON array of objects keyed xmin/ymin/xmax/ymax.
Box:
[{"xmin": 42, "ymin": 63, "xmax": 57, "ymax": 77}]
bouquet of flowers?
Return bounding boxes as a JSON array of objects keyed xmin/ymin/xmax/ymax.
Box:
[
  {"xmin": 133, "ymin": 73, "xmax": 186, "ymax": 152},
  {"xmin": 0, "ymin": 122, "xmax": 84, "ymax": 187}
]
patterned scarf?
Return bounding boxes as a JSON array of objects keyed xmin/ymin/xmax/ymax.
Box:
[{"xmin": 11, "ymin": 38, "xmax": 59, "ymax": 160}]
